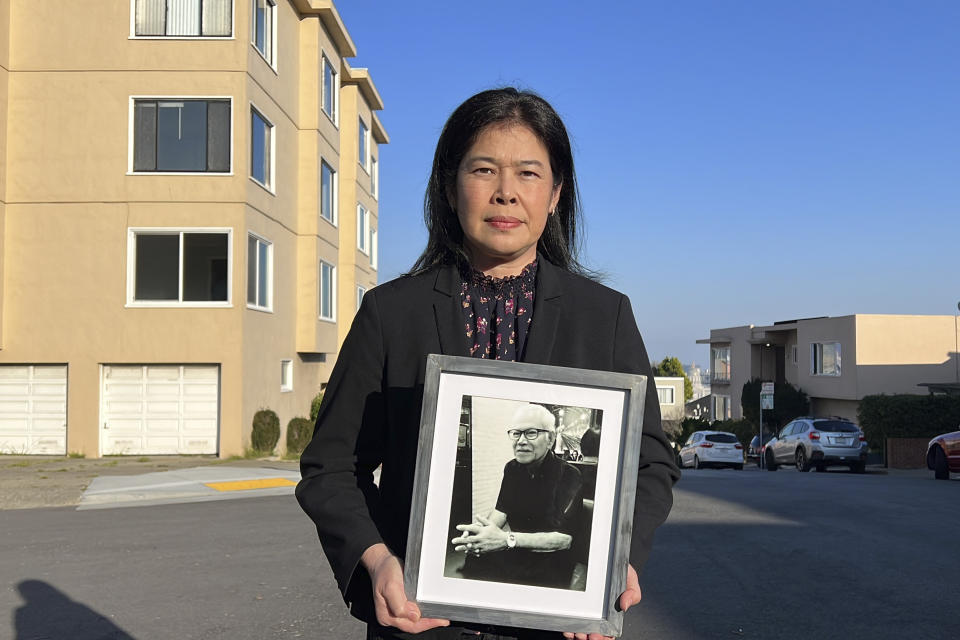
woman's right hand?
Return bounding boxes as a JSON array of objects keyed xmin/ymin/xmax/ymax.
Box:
[{"xmin": 361, "ymin": 544, "xmax": 451, "ymax": 634}]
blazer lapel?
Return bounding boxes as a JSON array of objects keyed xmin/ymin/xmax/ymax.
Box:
[
  {"xmin": 432, "ymin": 264, "xmax": 470, "ymax": 357},
  {"xmin": 523, "ymin": 258, "xmax": 563, "ymax": 364}
]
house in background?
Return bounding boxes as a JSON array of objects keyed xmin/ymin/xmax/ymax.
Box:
[
  {"xmin": 0, "ymin": 0, "xmax": 387, "ymax": 457},
  {"xmin": 654, "ymin": 376, "xmax": 685, "ymax": 436},
  {"xmin": 697, "ymin": 315, "xmax": 960, "ymax": 423}
]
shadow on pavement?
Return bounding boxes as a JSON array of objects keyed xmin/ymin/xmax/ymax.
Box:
[{"xmin": 14, "ymin": 579, "xmax": 137, "ymax": 640}]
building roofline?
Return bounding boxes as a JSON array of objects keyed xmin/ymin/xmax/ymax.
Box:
[
  {"xmin": 341, "ymin": 60, "xmax": 385, "ymax": 111},
  {"xmin": 371, "ymin": 112, "xmax": 389, "ymax": 144},
  {"xmin": 292, "ymin": 0, "xmax": 358, "ymax": 58}
]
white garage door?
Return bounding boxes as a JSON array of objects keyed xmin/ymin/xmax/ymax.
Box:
[
  {"xmin": 101, "ymin": 365, "xmax": 219, "ymax": 455},
  {"xmin": 0, "ymin": 365, "xmax": 68, "ymax": 455}
]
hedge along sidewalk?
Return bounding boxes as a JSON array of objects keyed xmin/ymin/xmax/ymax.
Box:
[
  {"xmin": 858, "ymin": 394, "xmax": 960, "ymax": 457},
  {"xmin": 0, "ymin": 455, "xmax": 299, "ymax": 511}
]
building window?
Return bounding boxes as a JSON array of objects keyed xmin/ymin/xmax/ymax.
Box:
[
  {"xmin": 711, "ymin": 346, "xmax": 731, "ymax": 383},
  {"xmin": 133, "ymin": 99, "xmax": 230, "ymax": 172},
  {"xmin": 358, "ymin": 117, "xmax": 369, "ymax": 172},
  {"xmin": 811, "ymin": 342, "xmax": 841, "ymax": 376},
  {"xmin": 319, "ymin": 260, "xmax": 336, "ymax": 321},
  {"xmin": 321, "ymin": 54, "xmax": 338, "ymax": 123},
  {"xmin": 246, "ymin": 233, "xmax": 272, "ymax": 310},
  {"xmin": 320, "ymin": 159, "xmax": 337, "ymax": 224},
  {"xmin": 357, "ymin": 285, "xmax": 366, "ymax": 311},
  {"xmin": 134, "ymin": 0, "xmax": 232, "ymax": 37},
  {"xmin": 370, "ymin": 228, "xmax": 378, "ymax": 270},
  {"xmin": 657, "ymin": 386, "xmax": 675, "ymax": 405},
  {"xmin": 370, "ymin": 156, "xmax": 378, "ymax": 198},
  {"xmin": 357, "ymin": 205, "xmax": 369, "ymax": 254},
  {"xmin": 251, "ymin": 0, "xmax": 276, "ymax": 65},
  {"xmin": 280, "ymin": 359, "xmax": 293, "ymax": 392},
  {"xmin": 791, "ymin": 344, "xmax": 798, "ymax": 365},
  {"xmin": 712, "ymin": 394, "xmax": 731, "ymax": 421},
  {"xmin": 250, "ymin": 107, "xmax": 273, "ymax": 189},
  {"xmin": 128, "ymin": 229, "xmax": 231, "ymax": 305}
]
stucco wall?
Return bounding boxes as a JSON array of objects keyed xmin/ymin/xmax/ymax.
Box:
[{"xmin": 855, "ymin": 315, "xmax": 958, "ymax": 395}]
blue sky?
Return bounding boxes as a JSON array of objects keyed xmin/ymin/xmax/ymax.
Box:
[{"xmin": 337, "ymin": 1, "xmax": 959, "ymax": 366}]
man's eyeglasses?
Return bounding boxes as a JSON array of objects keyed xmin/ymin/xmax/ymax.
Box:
[{"xmin": 507, "ymin": 428, "xmax": 552, "ymax": 441}]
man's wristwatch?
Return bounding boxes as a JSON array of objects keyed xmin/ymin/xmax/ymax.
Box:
[{"xmin": 506, "ymin": 533, "xmax": 517, "ymax": 549}]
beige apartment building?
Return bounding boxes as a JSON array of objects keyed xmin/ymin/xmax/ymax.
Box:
[
  {"xmin": 697, "ymin": 315, "xmax": 960, "ymax": 423},
  {"xmin": 0, "ymin": 0, "xmax": 388, "ymax": 457},
  {"xmin": 654, "ymin": 376, "xmax": 685, "ymax": 436}
]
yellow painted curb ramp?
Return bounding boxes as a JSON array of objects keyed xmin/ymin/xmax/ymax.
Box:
[{"xmin": 205, "ymin": 478, "xmax": 297, "ymax": 492}]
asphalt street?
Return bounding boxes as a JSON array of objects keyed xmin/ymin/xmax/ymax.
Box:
[{"xmin": 2, "ymin": 467, "xmax": 956, "ymax": 639}]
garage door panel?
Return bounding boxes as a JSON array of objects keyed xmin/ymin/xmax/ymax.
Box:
[
  {"xmin": 103, "ymin": 438, "xmax": 140, "ymax": 455},
  {"xmin": 102, "ymin": 365, "xmax": 219, "ymax": 455},
  {"xmin": 0, "ymin": 366, "xmax": 68, "ymax": 455},
  {"xmin": 104, "ymin": 366, "xmax": 143, "ymax": 380}
]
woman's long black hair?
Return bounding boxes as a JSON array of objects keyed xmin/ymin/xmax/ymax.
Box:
[{"xmin": 408, "ymin": 87, "xmax": 592, "ymax": 277}]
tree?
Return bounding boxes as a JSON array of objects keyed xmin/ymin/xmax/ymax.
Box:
[
  {"xmin": 740, "ymin": 378, "xmax": 810, "ymax": 432},
  {"xmin": 653, "ymin": 357, "xmax": 693, "ymax": 402}
]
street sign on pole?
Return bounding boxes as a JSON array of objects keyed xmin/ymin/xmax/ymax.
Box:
[{"xmin": 759, "ymin": 382, "xmax": 773, "ymax": 469}]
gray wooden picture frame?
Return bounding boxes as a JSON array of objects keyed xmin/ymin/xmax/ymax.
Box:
[{"xmin": 403, "ymin": 355, "xmax": 647, "ymax": 637}]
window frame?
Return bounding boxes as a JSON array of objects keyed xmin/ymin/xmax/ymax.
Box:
[
  {"xmin": 370, "ymin": 227, "xmax": 378, "ymax": 271},
  {"xmin": 357, "ymin": 285, "xmax": 367, "ymax": 311},
  {"xmin": 656, "ymin": 386, "xmax": 676, "ymax": 405},
  {"xmin": 130, "ymin": 0, "xmax": 235, "ymax": 39},
  {"xmin": 712, "ymin": 394, "xmax": 731, "ymax": 421},
  {"xmin": 321, "ymin": 52, "xmax": 339, "ymax": 126},
  {"xmin": 249, "ymin": 103, "xmax": 275, "ymax": 192},
  {"xmin": 358, "ymin": 116, "xmax": 369, "ymax": 173},
  {"xmin": 811, "ymin": 341, "xmax": 842, "ymax": 377},
  {"xmin": 250, "ymin": 0, "xmax": 278, "ymax": 69},
  {"xmin": 356, "ymin": 204, "xmax": 369, "ymax": 254},
  {"xmin": 370, "ymin": 155, "xmax": 378, "ymax": 199},
  {"xmin": 246, "ymin": 232, "xmax": 273, "ymax": 312},
  {"xmin": 711, "ymin": 346, "xmax": 731, "ymax": 383},
  {"xmin": 318, "ymin": 259, "xmax": 336, "ymax": 322},
  {"xmin": 128, "ymin": 96, "xmax": 234, "ymax": 175},
  {"xmin": 280, "ymin": 358, "xmax": 293, "ymax": 392},
  {"xmin": 126, "ymin": 227, "xmax": 234, "ymax": 308},
  {"xmin": 320, "ymin": 158, "xmax": 338, "ymax": 226}
]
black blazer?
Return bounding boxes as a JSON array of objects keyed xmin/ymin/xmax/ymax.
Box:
[{"xmin": 296, "ymin": 258, "xmax": 680, "ymax": 625}]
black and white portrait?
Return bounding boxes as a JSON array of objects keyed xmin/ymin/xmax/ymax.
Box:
[{"xmin": 444, "ymin": 398, "xmax": 603, "ymax": 590}]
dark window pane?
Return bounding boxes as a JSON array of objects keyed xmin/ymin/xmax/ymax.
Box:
[
  {"xmin": 207, "ymin": 100, "xmax": 230, "ymax": 172},
  {"xmin": 135, "ymin": 234, "xmax": 179, "ymax": 300},
  {"xmin": 183, "ymin": 233, "xmax": 228, "ymax": 301},
  {"xmin": 251, "ymin": 111, "xmax": 269, "ymax": 185},
  {"xmin": 814, "ymin": 421, "xmax": 859, "ymax": 433},
  {"xmin": 706, "ymin": 434, "xmax": 738, "ymax": 443},
  {"xmin": 133, "ymin": 101, "xmax": 158, "ymax": 171},
  {"xmin": 247, "ymin": 235, "xmax": 257, "ymax": 304},
  {"xmin": 157, "ymin": 101, "xmax": 207, "ymax": 171},
  {"xmin": 258, "ymin": 241, "xmax": 269, "ymax": 307},
  {"xmin": 321, "ymin": 162, "xmax": 333, "ymax": 221},
  {"xmin": 323, "ymin": 61, "xmax": 334, "ymax": 117}
]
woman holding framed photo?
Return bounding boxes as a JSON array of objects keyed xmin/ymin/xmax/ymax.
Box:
[{"xmin": 296, "ymin": 88, "xmax": 680, "ymax": 640}]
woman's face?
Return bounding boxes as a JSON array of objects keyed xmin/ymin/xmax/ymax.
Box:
[{"xmin": 451, "ymin": 123, "xmax": 562, "ymax": 274}]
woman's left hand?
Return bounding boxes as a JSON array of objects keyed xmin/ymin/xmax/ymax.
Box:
[{"xmin": 562, "ymin": 564, "xmax": 641, "ymax": 640}]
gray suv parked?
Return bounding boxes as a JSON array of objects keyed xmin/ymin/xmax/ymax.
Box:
[{"xmin": 765, "ymin": 417, "xmax": 868, "ymax": 473}]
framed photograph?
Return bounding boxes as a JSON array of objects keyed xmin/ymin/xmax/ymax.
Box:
[{"xmin": 404, "ymin": 355, "xmax": 647, "ymax": 636}]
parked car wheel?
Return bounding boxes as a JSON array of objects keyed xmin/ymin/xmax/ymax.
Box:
[
  {"xmin": 849, "ymin": 461, "xmax": 866, "ymax": 474},
  {"xmin": 765, "ymin": 450, "xmax": 778, "ymax": 471},
  {"xmin": 694, "ymin": 455, "xmax": 702, "ymax": 470},
  {"xmin": 795, "ymin": 448, "xmax": 811, "ymax": 472},
  {"xmin": 934, "ymin": 446, "xmax": 949, "ymax": 480}
]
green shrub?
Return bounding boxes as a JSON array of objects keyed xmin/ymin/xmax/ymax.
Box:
[
  {"xmin": 858, "ymin": 394, "xmax": 960, "ymax": 450},
  {"xmin": 286, "ymin": 416, "xmax": 314, "ymax": 456},
  {"xmin": 711, "ymin": 418, "xmax": 759, "ymax": 447},
  {"xmin": 309, "ymin": 391, "xmax": 325, "ymax": 422},
  {"xmin": 251, "ymin": 409, "xmax": 280, "ymax": 454}
]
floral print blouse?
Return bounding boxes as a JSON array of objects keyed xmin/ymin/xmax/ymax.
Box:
[{"xmin": 460, "ymin": 259, "xmax": 537, "ymax": 361}]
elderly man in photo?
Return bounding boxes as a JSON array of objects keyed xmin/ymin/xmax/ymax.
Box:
[{"xmin": 451, "ymin": 403, "xmax": 586, "ymax": 590}]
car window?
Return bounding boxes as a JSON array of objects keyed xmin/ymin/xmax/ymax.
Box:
[
  {"xmin": 814, "ymin": 420, "xmax": 859, "ymax": 433},
  {"xmin": 779, "ymin": 423, "xmax": 793, "ymax": 438},
  {"xmin": 706, "ymin": 433, "xmax": 738, "ymax": 443}
]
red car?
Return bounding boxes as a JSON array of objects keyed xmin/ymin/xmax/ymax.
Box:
[{"xmin": 927, "ymin": 428, "xmax": 960, "ymax": 480}]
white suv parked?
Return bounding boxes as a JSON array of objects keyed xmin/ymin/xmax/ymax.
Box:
[{"xmin": 679, "ymin": 430, "xmax": 744, "ymax": 470}]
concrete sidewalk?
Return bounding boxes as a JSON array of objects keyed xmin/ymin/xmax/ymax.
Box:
[{"xmin": 0, "ymin": 455, "xmax": 302, "ymax": 510}]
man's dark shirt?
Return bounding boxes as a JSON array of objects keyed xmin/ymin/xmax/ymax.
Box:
[{"xmin": 466, "ymin": 451, "xmax": 585, "ymax": 589}]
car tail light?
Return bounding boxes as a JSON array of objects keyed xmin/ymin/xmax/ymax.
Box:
[
  {"xmin": 858, "ymin": 433, "xmax": 866, "ymax": 442},
  {"xmin": 735, "ymin": 443, "xmax": 743, "ymax": 450},
  {"xmin": 699, "ymin": 442, "xmax": 714, "ymax": 448},
  {"xmin": 808, "ymin": 431, "xmax": 821, "ymax": 441}
]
